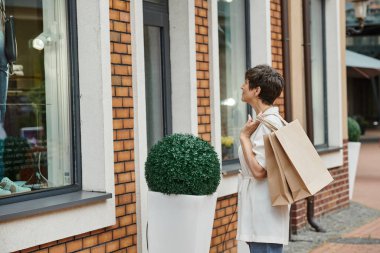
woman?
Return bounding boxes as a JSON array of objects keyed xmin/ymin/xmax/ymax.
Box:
[{"xmin": 237, "ymin": 65, "xmax": 290, "ymax": 253}]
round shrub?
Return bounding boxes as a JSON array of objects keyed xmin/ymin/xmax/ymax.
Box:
[
  {"xmin": 348, "ymin": 117, "xmax": 361, "ymax": 142},
  {"xmin": 145, "ymin": 133, "xmax": 221, "ymax": 195}
]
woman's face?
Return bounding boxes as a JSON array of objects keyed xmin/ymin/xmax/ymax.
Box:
[
  {"xmin": 240, "ymin": 79, "xmax": 249, "ymax": 102},
  {"xmin": 241, "ymin": 79, "xmax": 257, "ymax": 103}
]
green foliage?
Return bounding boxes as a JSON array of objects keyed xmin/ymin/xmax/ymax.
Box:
[
  {"xmin": 348, "ymin": 117, "xmax": 361, "ymax": 142},
  {"xmin": 145, "ymin": 134, "xmax": 221, "ymax": 195}
]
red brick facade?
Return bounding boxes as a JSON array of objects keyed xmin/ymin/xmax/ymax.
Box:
[
  {"xmin": 210, "ymin": 194, "xmax": 238, "ymax": 253},
  {"xmin": 13, "ymin": 0, "xmax": 349, "ymax": 252},
  {"xmin": 195, "ymin": 0, "xmax": 212, "ymax": 143},
  {"xmin": 271, "ymin": 0, "xmax": 285, "ymax": 117}
]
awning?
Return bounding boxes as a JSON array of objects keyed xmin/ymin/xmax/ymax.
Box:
[
  {"xmin": 346, "ymin": 50, "xmax": 380, "ymax": 78},
  {"xmin": 346, "ymin": 50, "xmax": 380, "ymax": 120}
]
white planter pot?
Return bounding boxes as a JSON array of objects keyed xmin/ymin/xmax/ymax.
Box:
[
  {"xmin": 348, "ymin": 142, "xmax": 361, "ymax": 199},
  {"xmin": 147, "ymin": 191, "xmax": 218, "ymax": 253}
]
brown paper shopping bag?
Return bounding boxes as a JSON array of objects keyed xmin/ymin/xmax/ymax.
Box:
[
  {"xmin": 275, "ymin": 119, "xmax": 334, "ymax": 195},
  {"xmin": 268, "ymin": 132, "xmax": 311, "ymax": 202},
  {"xmin": 263, "ymin": 134, "xmax": 294, "ymax": 206},
  {"xmin": 259, "ymin": 114, "xmax": 334, "ymax": 205}
]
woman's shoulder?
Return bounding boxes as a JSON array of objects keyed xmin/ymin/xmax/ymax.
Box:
[{"xmin": 259, "ymin": 113, "xmax": 284, "ymax": 130}]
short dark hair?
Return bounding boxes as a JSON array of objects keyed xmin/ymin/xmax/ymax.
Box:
[{"xmin": 245, "ymin": 64, "xmax": 284, "ymax": 105}]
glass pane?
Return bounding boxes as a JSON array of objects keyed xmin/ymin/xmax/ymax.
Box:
[
  {"xmin": 144, "ymin": 0, "xmax": 167, "ymax": 4},
  {"xmin": 218, "ymin": 0, "xmax": 247, "ymax": 160},
  {"xmin": 0, "ymin": 0, "xmax": 72, "ymax": 197},
  {"xmin": 144, "ymin": 26, "xmax": 164, "ymax": 149},
  {"xmin": 310, "ymin": 0, "xmax": 326, "ymax": 146}
]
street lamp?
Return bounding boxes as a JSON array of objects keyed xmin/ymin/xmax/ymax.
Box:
[{"xmin": 347, "ymin": 0, "xmax": 370, "ymax": 36}]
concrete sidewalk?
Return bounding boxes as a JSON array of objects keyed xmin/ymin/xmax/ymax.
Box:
[
  {"xmin": 285, "ymin": 142, "xmax": 380, "ymax": 253},
  {"xmin": 310, "ymin": 217, "xmax": 380, "ymax": 252},
  {"xmin": 310, "ymin": 142, "xmax": 380, "ymax": 253}
]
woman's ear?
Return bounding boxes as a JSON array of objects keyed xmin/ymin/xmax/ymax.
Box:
[{"xmin": 255, "ymin": 86, "xmax": 261, "ymax": 96}]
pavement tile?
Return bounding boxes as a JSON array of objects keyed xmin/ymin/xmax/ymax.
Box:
[
  {"xmin": 310, "ymin": 243, "xmax": 380, "ymax": 253},
  {"xmin": 343, "ymin": 217, "xmax": 380, "ymax": 239}
]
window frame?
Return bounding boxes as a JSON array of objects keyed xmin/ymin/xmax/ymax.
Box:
[
  {"xmin": 303, "ymin": 0, "xmax": 329, "ymax": 149},
  {"xmin": 143, "ymin": 0, "xmax": 173, "ymax": 145},
  {"xmin": 219, "ymin": 0, "xmax": 251, "ymax": 171},
  {"xmin": 0, "ymin": 0, "xmax": 82, "ymax": 205}
]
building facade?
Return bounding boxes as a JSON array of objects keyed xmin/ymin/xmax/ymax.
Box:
[{"xmin": 0, "ymin": 0, "xmax": 348, "ymax": 252}]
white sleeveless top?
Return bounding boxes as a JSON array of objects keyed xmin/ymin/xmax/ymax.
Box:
[{"xmin": 236, "ymin": 107, "xmax": 290, "ymax": 245}]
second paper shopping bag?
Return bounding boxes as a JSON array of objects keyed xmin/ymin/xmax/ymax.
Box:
[
  {"xmin": 259, "ymin": 114, "xmax": 333, "ymax": 205},
  {"xmin": 264, "ymin": 134, "xmax": 294, "ymax": 206}
]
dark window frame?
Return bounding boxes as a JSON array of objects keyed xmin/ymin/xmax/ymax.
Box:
[
  {"xmin": 303, "ymin": 0, "xmax": 329, "ymax": 148},
  {"xmin": 0, "ymin": 0, "xmax": 82, "ymax": 205},
  {"xmin": 220, "ymin": 0, "xmax": 251, "ymax": 173},
  {"xmin": 143, "ymin": 0, "xmax": 173, "ymax": 140}
]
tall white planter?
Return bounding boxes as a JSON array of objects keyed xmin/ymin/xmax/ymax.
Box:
[
  {"xmin": 348, "ymin": 142, "xmax": 361, "ymax": 199},
  {"xmin": 147, "ymin": 191, "xmax": 218, "ymax": 253}
]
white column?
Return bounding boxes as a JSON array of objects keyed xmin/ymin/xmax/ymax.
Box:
[
  {"xmin": 250, "ymin": 0, "xmax": 272, "ymax": 66},
  {"xmin": 130, "ymin": 1, "xmax": 149, "ymax": 253},
  {"xmin": 208, "ymin": 0, "xmax": 222, "ymax": 163},
  {"xmin": 169, "ymin": 0, "xmax": 198, "ymax": 135},
  {"xmin": 325, "ymin": 0, "xmax": 343, "ymax": 148}
]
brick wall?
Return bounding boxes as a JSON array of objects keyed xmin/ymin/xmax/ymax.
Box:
[
  {"xmin": 109, "ymin": 0, "xmax": 137, "ymax": 251},
  {"xmin": 14, "ymin": 1, "xmax": 137, "ymax": 252},
  {"xmin": 210, "ymin": 194, "xmax": 238, "ymax": 253},
  {"xmin": 271, "ymin": 0, "xmax": 285, "ymax": 116},
  {"xmin": 195, "ymin": 0, "xmax": 212, "ymax": 143}
]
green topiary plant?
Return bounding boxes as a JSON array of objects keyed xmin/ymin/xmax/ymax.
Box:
[
  {"xmin": 145, "ymin": 133, "xmax": 221, "ymax": 195},
  {"xmin": 348, "ymin": 117, "xmax": 361, "ymax": 142}
]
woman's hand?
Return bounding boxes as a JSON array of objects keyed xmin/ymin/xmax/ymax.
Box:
[
  {"xmin": 239, "ymin": 113, "xmax": 267, "ymax": 179},
  {"xmin": 240, "ymin": 113, "xmax": 262, "ymax": 139}
]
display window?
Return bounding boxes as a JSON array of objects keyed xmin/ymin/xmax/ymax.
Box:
[
  {"xmin": 218, "ymin": 0, "xmax": 249, "ymax": 162},
  {"xmin": 0, "ymin": 0, "xmax": 78, "ymax": 199}
]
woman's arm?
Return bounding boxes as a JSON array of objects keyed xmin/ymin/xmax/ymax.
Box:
[{"xmin": 240, "ymin": 115, "xmax": 267, "ymax": 180}]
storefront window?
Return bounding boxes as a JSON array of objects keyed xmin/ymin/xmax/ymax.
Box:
[
  {"xmin": 218, "ymin": 0, "xmax": 247, "ymax": 161},
  {"xmin": 310, "ymin": 0, "xmax": 328, "ymax": 146},
  {"xmin": 0, "ymin": 0, "xmax": 73, "ymax": 198}
]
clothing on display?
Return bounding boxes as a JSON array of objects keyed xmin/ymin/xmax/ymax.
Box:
[
  {"xmin": 0, "ymin": 177, "xmax": 31, "ymax": 194},
  {"xmin": 0, "ymin": 185, "xmax": 9, "ymax": 194}
]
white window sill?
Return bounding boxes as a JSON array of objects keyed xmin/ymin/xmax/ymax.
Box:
[
  {"xmin": 0, "ymin": 191, "xmax": 115, "ymax": 252},
  {"xmin": 0, "ymin": 191, "xmax": 112, "ymax": 222}
]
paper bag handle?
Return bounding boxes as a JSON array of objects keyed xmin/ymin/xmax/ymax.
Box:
[{"xmin": 257, "ymin": 113, "xmax": 288, "ymax": 132}]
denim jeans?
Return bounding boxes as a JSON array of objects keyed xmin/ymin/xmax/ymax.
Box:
[
  {"xmin": 0, "ymin": 18, "xmax": 8, "ymax": 179},
  {"xmin": 247, "ymin": 242, "xmax": 283, "ymax": 253}
]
